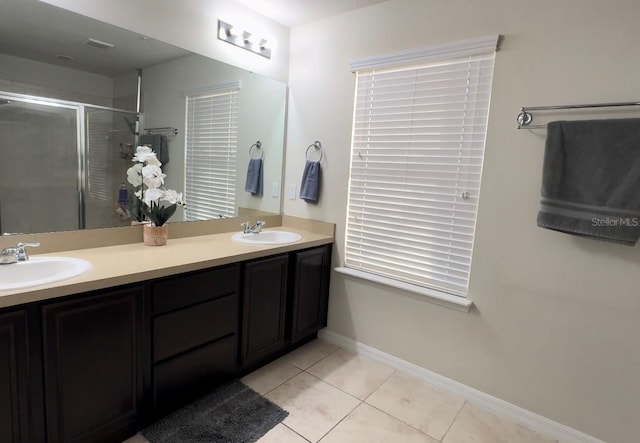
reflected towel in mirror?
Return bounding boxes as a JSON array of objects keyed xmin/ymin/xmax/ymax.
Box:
[
  {"xmin": 245, "ymin": 158, "xmax": 264, "ymax": 196},
  {"xmin": 140, "ymin": 134, "xmax": 169, "ymax": 164}
]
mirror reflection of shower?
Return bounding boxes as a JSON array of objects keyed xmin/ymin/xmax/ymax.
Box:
[
  {"xmin": 0, "ymin": 92, "xmax": 139, "ymax": 235},
  {"xmin": 0, "ymin": 98, "xmax": 79, "ymax": 234}
]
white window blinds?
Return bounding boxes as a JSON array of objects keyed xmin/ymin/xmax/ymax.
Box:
[
  {"xmin": 184, "ymin": 85, "xmax": 239, "ymax": 220},
  {"xmin": 85, "ymin": 109, "xmax": 113, "ymax": 204},
  {"xmin": 345, "ymin": 45, "xmax": 496, "ymax": 297}
]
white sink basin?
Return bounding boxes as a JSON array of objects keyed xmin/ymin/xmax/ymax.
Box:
[
  {"xmin": 232, "ymin": 230, "xmax": 302, "ymax": 245},
  {"xmin": 0, "ymin": 256, "xmax": 91, "ymax": 291}
]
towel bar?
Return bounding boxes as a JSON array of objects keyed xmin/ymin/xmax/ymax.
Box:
[
  {"xmin": 144, "ymin": 126, "xmax": 179, "ymax": 136},
  {"xmin": 516, "ymin": 100, "xmax": 640, "ymax": 129}
]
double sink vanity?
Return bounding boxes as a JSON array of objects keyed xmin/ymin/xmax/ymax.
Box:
[{"xmin": 0, "ymin": 217, "xmax": 334, "ymax": 443}]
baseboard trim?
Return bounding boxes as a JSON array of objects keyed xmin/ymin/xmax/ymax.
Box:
[{"xmin": 318, "ymin": 329, "xmax": 605, "ymax": 443}]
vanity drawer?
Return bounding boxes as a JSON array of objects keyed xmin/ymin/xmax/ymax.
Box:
[
  {"xmin": 153, "ymin": 334, "xmax": 237, "ymax": 414},
  {"xmin": 152, "ymin": 264, "xmax": 240, "ymax": 313},
  {"xmin": 153, "ymin": 293, "xmax": 238, "ymax": 362}
]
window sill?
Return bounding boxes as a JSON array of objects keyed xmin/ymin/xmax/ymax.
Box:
[{"xmin": 334, "ymin": 267, "xmax": 473, "ymax": 313}]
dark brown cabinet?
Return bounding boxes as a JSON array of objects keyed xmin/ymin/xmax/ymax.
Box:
[
  {"xmin": 150, "ymin": 264, "xmax": 240, "ymax": 415},
  {"xmin": 241, "ymin": 254, "xmax": 289, "ymax": 366},
  {"xmin": 0, "ymin": 309, "xmax": 29, "ymax": 443},
  {"xmin": 1, "ymin": 242, "xmax": 331, "ymax": 442},
  {"xmin": 241, "ymin": 245, "xmax": 332, "ymax": 368},
  {"xmin": 290, "ymin": 244, "xmax": 331, "ymax": 343},
  {"xmin": 42, "ymin": 286, "xmax": 144, "ymax": 443}
]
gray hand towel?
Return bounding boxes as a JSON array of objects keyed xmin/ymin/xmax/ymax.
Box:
[
  {"xmin": 245, "ymin": 158, "xmax": 263, "ymax": 196},
  {"xmin": 537, "ymin": 118, "xmax": 640, "ymax": 245},
  {"xmin": 300, "ymin": 160, "xmax": 321, "ymax": 204},
  {"xmin": 140, "ymin": 134, "xmax": 169, "ymax": 164}
]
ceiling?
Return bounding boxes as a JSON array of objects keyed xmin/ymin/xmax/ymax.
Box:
[
  {"xmin": 0, "ymin": 0, "xmax": 388, "ymax": 77},
  {"xmin": 233, "ymin": 0, "xmax": 389, "ymax": 27},
  {"xmin": 0, "ymin": 1, "xmax": 190, "ymax": 77}
]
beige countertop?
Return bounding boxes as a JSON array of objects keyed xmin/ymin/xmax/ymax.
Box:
[{"xmin": 0, "ymin": 224, "xmax": 334, "ymax": 309}]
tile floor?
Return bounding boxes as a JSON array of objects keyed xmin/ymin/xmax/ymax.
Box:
[{"xmin": 124, "ymin": 339, "xmax": 557, "ymax": 443}]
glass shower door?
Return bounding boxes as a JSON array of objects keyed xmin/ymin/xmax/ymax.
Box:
[
  {"xmin": 0, "ymin": 98, "xmax": 79, "ymax": 234},
  {"xmin": 84, "ymin": 107, "xmax": 137, "ymax": 229}
]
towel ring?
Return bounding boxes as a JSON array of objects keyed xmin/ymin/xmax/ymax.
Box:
[
  {"xmin": 249, "ymin": 141, "xmax": 264, "ymax": 159},
  {"xmin": 305, "ymin": 141, "xmax": 323, "ymax": 162}
]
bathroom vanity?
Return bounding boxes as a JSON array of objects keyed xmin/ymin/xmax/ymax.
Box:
[{"xmin": 0, "ymin": 225, "xmax": 332, "ymax": 443}]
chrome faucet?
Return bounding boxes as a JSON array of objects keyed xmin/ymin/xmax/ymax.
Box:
[
  {"xmin": 0, "ymin": 242, "xmax": 40, "ymax": 264},
  {"xmin": 252, "ymin": 221, "xmax": 266, "ymax": 233},
  {"xmin": 240, "ymin": 220, "xmax": 266, "ymax": 234}
]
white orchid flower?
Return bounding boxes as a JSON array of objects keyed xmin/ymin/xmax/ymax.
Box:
[
  {"xmin": 132, "ymin": 145, "xmax": 157, "ymax": 163},
  {"xmin": 142, "ymin": 164, "xmax": 166, "ymax": 189},
  {"xmin": 145, "ymin": 154, "xmax": 162, "ymax": 167},
  {"xmin": 127, "ymin": 146, "xmax": 184, "ymax": 226},
  {"xmin": 126, "ymin": 163, "xmax": 143, "ymax": 187},
  {"xmin": 162, "ymin": 189, "xmax": 184, "ymax": 205},
  {"xmin": 142, "ymin": 188, "xmax": 163, "ymax": 206}
]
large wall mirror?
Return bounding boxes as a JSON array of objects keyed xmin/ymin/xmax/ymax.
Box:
[{"xmin": 0, "ymin": 0, "xmax": 286, "ymax": 235}]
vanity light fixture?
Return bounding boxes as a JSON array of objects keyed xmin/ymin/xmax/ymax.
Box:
[{"xmin": 217, "ymin": 20, "xmax": 271, "ymax": 59}]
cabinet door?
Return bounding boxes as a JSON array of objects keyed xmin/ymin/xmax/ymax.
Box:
[
  {"xmin": 42, "ymin": 287, "xmax": 144, "ymax": 443},
  {"xmin": 290, "ymin": 245, "xmax": 331, "ymax": 343},
  {"xmin": 242, "ymin": 254, "xmax": 288, "ymax": 365},
  {"xmin": 0, "ymin": 310, "xmax": 29, "ymax": 443}
]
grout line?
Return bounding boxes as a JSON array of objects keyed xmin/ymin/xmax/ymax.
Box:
[
  {"xmin": 282, "ymin": 423, "xmax": 312, "ymax": 442},
  {"xmin": 266, "ymin": 368, "xmax": 361, "ymax": 442},
  {"xmin": 294, "ymin": 346, "xmax": 340, "ymax": 371},
  {"xmin": 362, "ymin": 401, "xmax": 443, "ymax": 442},
  {"xmin": 287, "ymin": 340, "xmax": 340, "ymax": 371},
  {"xmin": 361, "ymin": 369, "xmax": 396, "ymax": 403},
  {"xmin": 301, "ymin": 367, "xmax": 370, "ymax": 403},
  {"xmin": 315, "ymin": 400, "xmax": 363, "ymax": 442},
  {"xmin": 303, "ymin": 349, "xmax": 397, "ymax": 403},
  {"xmin": 439, "ymin": 400, "xmax": 467, "ymax": 442},
  {"xmin": 258, "ymin": 364, "xmax": 303, "ymax": 396}
]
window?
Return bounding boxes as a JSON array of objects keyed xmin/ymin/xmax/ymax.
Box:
[
  {"xmin": 184, "ymin": 83, "xmax": 239, "ymax": 220},
  {"xmin": 344, "ymin": 36, "xmax": 498, "ymax": 298}
]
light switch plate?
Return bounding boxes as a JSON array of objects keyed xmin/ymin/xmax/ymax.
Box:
[
  {"xmin": 287, "ymin": 184, "xmax": 297, "ymax": 200},
  {"xmin": 271, "ymin": 182, "xmax": 280, "ymax": 197}
]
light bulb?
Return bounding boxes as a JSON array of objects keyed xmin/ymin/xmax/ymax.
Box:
[{"xmin": 242, "ymin": 31, "xmax": 253, "ymax": 47}]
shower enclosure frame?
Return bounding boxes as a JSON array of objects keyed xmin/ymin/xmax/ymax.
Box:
[{"xmin": 0, "ymin": 90, "xmax": 142, "ymax": 232}]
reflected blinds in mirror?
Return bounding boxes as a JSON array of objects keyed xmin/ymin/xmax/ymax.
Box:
[
  {"xmin": 86, "ymin": 109, "xmax": 113, "ymax": 204},
  {"xmin": 185, "ymin": 84, "xmax": 239, "ymax": 220}
]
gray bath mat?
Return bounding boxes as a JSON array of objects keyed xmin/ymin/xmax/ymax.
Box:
[{"xmin": 142, "ymin": 380, "xmax": 288, "ymax": 443}]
